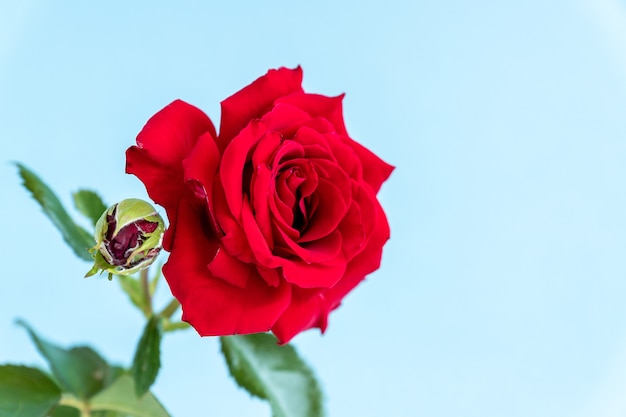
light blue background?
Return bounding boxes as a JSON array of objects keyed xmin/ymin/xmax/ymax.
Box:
[{"xmin": 2, "ymin": 1, "xmax": 626, "ymax": 416}]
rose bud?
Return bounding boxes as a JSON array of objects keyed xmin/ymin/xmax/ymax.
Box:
[{"xmin": 85, "ymin": 198, "xmax": 165, "ymax": 279}]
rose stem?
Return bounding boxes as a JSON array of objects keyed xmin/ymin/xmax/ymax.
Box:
[
  {"xmin": 158, "ymin": 298, "xmax": 180, "ymax": 319},
  {"xmin": 140, "ymin": 268, "xmax": 153, "ymax": 316}
]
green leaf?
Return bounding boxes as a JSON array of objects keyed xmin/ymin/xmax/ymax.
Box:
[
  {"xmin": 49, "ymin": 405, "xmax": 81, "ymax": 417},
  {"xmin": 220, "ymin": 333, "xmax": 325, "ymax": 417},
  {"xmin": 91, "ymin": 411, "xmax": 125, "ymax": 417},
  {"xmin": 15, "ymin": 163, "xmax": 93, "ymax": 261},
  {"xmin": 0, "ymin": 365, "xmax": 61, "ymax": 417},
  {"xmin": 73, "ymin": 189, "xmax": 107, "ymax": 227},
  {"xmin": 103, "ymin": 365, "xmax": 125, "ymax": 389},
  {"xmin": 90, "ymin": 375, "xmax": 170, "ymax": 417},
  {"xmin": 117, "ymin": 275, "xmax": 149, "ymax": 316},
  {"xmin": 17, "ymin": 320, "xmax": 111, "ymax": 399},
  {"xmin": 131, "ymin": 316, "xmax": 163, "ymax": 397}
]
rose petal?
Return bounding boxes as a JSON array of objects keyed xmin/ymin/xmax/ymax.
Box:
[
  {"xmin": 179, "ymin": 274, "xmax": 292, "ymax": 336},
  {"xmin": 276, "ymin": 227, "xmax": 343, "ymax": 264},
  {"xmin": 324, "ymin": 197, "xmax": 390, "ymax": 311},
  {"xmin": 220, "ymin": 121, "xmax": 268, "ymax": 218},
  {"xmin": 240, "ymin": 198, "xmax": 281, "ymax": 269},
  {"xmin": 164, "ymin": 200, "xmax": 291, "ymax": 335},
  {"xmin": 274, "ymin": 138, "xmax": 305, "ymax": 165},
  {"xmin": 131, "ymin": 100, "xmax": 216, "ymax": 170},
  {"xmin": 275, "ymin": 170, "xmax": 300, "ymax": 212},
  {"xmin": 250, "ymin": 164, "xmax": 274, "ymax": 247},
  {"xmin": 213, "ymin": 179, "xmax": 255, "ymax": 262},
  {"xmin": 324, "ymin": 132, "xmax": 363, "ymax": 181},
  {"xmin": 341, "ymin": 136, "xmax": 395, "ymax": 193},
  {"xmin": 281, "ymin": 251, "xmax": 346, "ymax": 289},
  {"xmin": 219, "ymin": 67, "xmax": 304, "ymax": 147},
  {"xmin": 272, "ymin": 289, "xmax": 330, "ymax": 344},
  {"xmin": 293, "ymin": 127, "xmax": 334, "ymax": 159},
  {"xmin": 299, "ymin": 177, "xmax": 350, "ymax": 242},
  {"xmin": 260, "ymin": 102, "xmax": 312, "ymax": 135},
  {"xmin": 125, "ymin": 147, "xmax": 182, "ymax": 215},
  {"xmin": 270, "ymin": 190, "xmax": 296, "ymax": 233},
  {"xmin": 276, "ymin": 93, "xmax": 348, "ymax": 136},
  {"xmin": 126, "ymin": 100, "xmax": 216, "ymax": 249},
  {"xmin": 124, "ymin": 148, "xmax": 181, "ymax": 250},
  {"xmin": 256, "ymin": 265, "xmax": 281, "ymax": 287},
  {"xmin": 182, "ymin": 131, "xmax": 221, "ymax": 233},
  {"xmin": 208, "ymin": 248, "xmax": 251, "ymax": 288},
  {"xmin": 337, "ymin": 201, "xmax": 366, "ymax": 260},
  {"xmin": 251, "ymin": 130, "xmax": 281, "ymax": 169}
]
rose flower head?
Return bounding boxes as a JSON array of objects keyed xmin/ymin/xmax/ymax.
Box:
[
  {"xmin": 126, "ymin": 67, "xmax": 393, "ymax": 343},
  {"xmin": 85, "ymin": 198, "xmax": 164, "ymax": 280}
]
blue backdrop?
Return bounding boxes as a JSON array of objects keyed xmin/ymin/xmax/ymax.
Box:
[{"xmin": 2, "ymin": 1, "xmax": 626, "ymax": 416}]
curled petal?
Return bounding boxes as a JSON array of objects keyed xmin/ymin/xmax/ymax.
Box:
[
  {"xmin": 213, "ymin": 179, "xmax": 255, "ymax": 262},
  {"xmin": 299, "ymin": 177, "xmax": 350, "ymax": 242},
  {"xmin": 341, "ymin": 136, "xmax": 394, "ymax": 193},
  {"xmin": 281, "ymin": 252, "xmax": 346, "ymax": 289},
  {"xmin": 325, "ymin": 197, "xmax": 391, "ymax": 312},
  {"xmin": 219, "ymin": 67, "xmax": 304, "ymax": 146},
  {"xmin": 131, "ymin": 100, "xmax": 216, "ymax": 170},
  {"xmin": 220, "ymin": 122, "xmax": 268, "ymax": 218},
  {"xmin": 182, "ymin": 132, "xmax": 222, "ymax": 236},
  {"xmin": 276, "ymin": 93, "xmax": 348, "ymax": 136},
  {"xmin": 272, "ymin": 289, "xmax": 329, "ymax": 344},
  {"xmin": 240, "ymin": 199, "xmax": 281, "ymax": 269}
]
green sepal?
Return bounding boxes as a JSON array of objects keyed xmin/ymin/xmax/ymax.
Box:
[{"xmin": 85, "ymin": 251, "xmax": 113, "ymax": 278}]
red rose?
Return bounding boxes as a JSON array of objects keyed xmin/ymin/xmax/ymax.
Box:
[{"xmin": 126, "ymin": 67, "xmax": 393, "ymax": 343}]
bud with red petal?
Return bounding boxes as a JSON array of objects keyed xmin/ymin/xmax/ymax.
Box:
[{"xmin": 85, "ymin": 199, "xmax": 164, "ymax": 279}]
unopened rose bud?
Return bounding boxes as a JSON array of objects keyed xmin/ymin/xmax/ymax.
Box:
[{"xmin": 85, "ymin": 198, "xmax": 165, "ymax": 279}]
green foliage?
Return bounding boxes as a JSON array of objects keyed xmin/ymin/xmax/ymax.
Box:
[
  {"xmin": 73, "ymin": 189, "xmax": 107, "ymax": 227},
  {"xmin": 49, "ymin": 405, "xmax": 81, "ymax": 417},
  {"xmin": 0, "ymin": 365, "xmax": 61, "ymax": 417},
  {"xmin": 131, "ymin": 316, "xmax": 163, "ymax": 397},
  {"xmin": 91, "ymin": 411, "xmax": 125, "ymax": 417},
  {"xmin": 16, "ymin": 320, "xmax": 113, "ymax": 399},
  {"xmin": 220, "ymin": 333, "xmax": 325, "ymax": 417},
  {"xmin": 7, "ymin": 321, "xmax": 168, "ymax": 416},
  {"xmin": 89, "ymin": 375, "xmax": 170, "ymax": 417},
  {"xmin": 15, "ymin": 163, "xmax": 93, "ymax": 261}
]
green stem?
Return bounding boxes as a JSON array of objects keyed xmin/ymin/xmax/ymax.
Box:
[
  {"xmin": 59, "ymin": 394, "xmax": 91, "ymax": 416},
  {"xmin": 159, "ymin": 298, "xmax": 180, "ymax": 319},
  {"xmin": 140, "ymin": 268, "xmax": 153, "ymax": 316}
]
